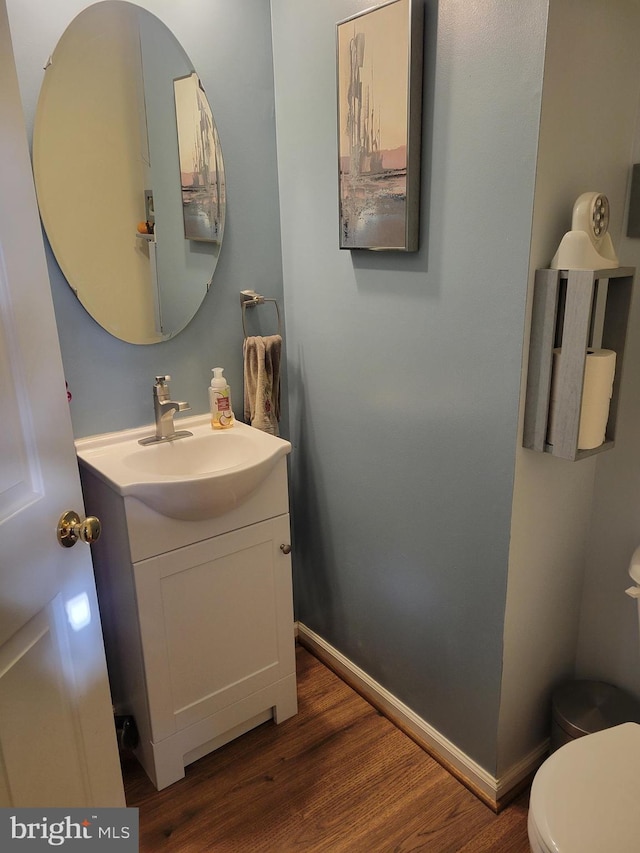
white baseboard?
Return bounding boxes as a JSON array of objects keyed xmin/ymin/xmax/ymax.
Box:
[{"xmin": 296, "ymin": 622, "xmax": 547, "ymax": 808}]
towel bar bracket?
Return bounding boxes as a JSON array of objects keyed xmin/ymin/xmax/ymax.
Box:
[{"xmin": 240, "ymin": 289, "xmax": 264, "ymax": 307}]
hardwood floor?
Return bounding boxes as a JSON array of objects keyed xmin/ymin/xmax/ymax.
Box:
[{"xmin": 123, "ymin": 646, "xmax": 531, "ymax": 852}]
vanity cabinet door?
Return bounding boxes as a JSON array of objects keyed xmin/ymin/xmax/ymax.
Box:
[{"xmin": 133, "ymin": 515, "xmax": 295, "ymax": 743}]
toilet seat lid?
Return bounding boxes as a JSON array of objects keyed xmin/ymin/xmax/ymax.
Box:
[{"xmin": 530, "ymin": 723, "xmax": 640, "ymax": 853}]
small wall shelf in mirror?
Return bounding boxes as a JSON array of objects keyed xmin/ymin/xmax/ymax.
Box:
[{"xmin": 524, "ymin": 266, "xmax": 634, "ymax": 461}]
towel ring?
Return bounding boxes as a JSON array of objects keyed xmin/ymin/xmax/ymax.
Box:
[{"xmin": 240, "ymin": 290, "xmax": 282, "ymax": 339}]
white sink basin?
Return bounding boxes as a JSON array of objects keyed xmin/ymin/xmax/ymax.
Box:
[{"xmin": 75, "ymin": 415, "xmax": 291, "ymax": 521}]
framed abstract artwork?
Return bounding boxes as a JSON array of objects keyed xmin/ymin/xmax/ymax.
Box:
[{"xmin": 337, "ymin": 0, "xmax": 423, "ymax": 251}]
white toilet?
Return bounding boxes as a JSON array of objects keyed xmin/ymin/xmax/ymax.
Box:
[
  {"xmin": 528, "ymin": 722, "xmax": 640, "ymax": 852},
  {"xmin": 528, "ymin": 552, "xmax": 640, "ymax": 852}
]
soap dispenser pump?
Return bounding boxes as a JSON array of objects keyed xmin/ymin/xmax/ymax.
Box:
[{"xmin": 209, "ymin": 367, "xmax": 235, "ymax": 429}]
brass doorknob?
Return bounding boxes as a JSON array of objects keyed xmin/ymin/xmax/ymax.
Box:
[
  {"xmin": 280, "ymin": 543, "xmax": 291, "ymax": 555},
  {"xmin": 57, "ymin": 510, "xmax": 102, "ymax": 548}
]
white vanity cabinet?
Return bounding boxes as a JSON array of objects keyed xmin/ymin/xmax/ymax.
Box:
[{"xmin": 78, "ymin": 452, "xmax": 297, "ymax": 791}]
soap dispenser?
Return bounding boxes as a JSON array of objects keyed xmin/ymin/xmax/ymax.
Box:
[{"xmin": 209, "ymin": 367, "xmax": 235, "ymax": 429}]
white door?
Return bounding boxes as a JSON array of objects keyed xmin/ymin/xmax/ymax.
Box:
[{"xmin": 0, "ymin": 0, "xmax": 125, "ymax": 807}]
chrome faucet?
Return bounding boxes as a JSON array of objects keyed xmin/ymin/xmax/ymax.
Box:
[{"xmin": 138, "ymin": 375, "xmax": 193, "ymax": 445}]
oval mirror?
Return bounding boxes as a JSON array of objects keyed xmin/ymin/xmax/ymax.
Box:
[{"xmin": 32, "ymin": 1, "xmax": 226, "ymax": 344}]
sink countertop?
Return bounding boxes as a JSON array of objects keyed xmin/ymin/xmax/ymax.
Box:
[{"xmin": 75, "ymin": 414, "xmax": 291, "ymax": 521}]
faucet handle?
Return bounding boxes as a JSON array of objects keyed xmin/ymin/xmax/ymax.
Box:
[{"xmin": 154, "ymin": 375, "xmax": 171, "ymax": 401}]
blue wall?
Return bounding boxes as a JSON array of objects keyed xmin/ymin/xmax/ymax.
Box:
[
  {"xmin": 9, "ymin": 0, "xmax": 286, "ymax": 439},
  {"xmin": 10, "ymin": 0, "xmax": 551, "ymax": 775},
  {"xmin": 271, "ymin": 0, "xmax": 547, "ymax": 772}
]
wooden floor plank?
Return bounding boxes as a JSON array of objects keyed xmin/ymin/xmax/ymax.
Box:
[{"xmin": 123, "ymin": 646, "xmax": 531, "ymax": 851}]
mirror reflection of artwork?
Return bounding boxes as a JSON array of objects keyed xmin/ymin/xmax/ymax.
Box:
[
  {"xmin": 337, "ymin": 0, "xmax": 423, "ymax": 251},
  {"xmin": 174, "ymin": 73, "xmax": 226, "ymax": 243}
]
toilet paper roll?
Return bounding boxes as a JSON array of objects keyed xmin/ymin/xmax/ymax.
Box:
[
  {"xmin": 578, "ymin": 349, "xmax": 616, "ymax": 450},
  {"xmin": 546, "ymin": 348, "xmax": 616, "ymax": 450}
]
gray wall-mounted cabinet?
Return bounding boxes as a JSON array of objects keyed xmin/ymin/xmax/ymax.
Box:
[{"xmin": 524, "ymin": 267, "xmax": 635, "ymax": 461}]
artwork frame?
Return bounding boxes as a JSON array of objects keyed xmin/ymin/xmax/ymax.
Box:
[
  {"xmin": 336, "ymin": 0, "xmax": 423, "ymax": 251},
  {"xmin": 174, "ymin": 72, "xmax": 226, "ymax": 243}
]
